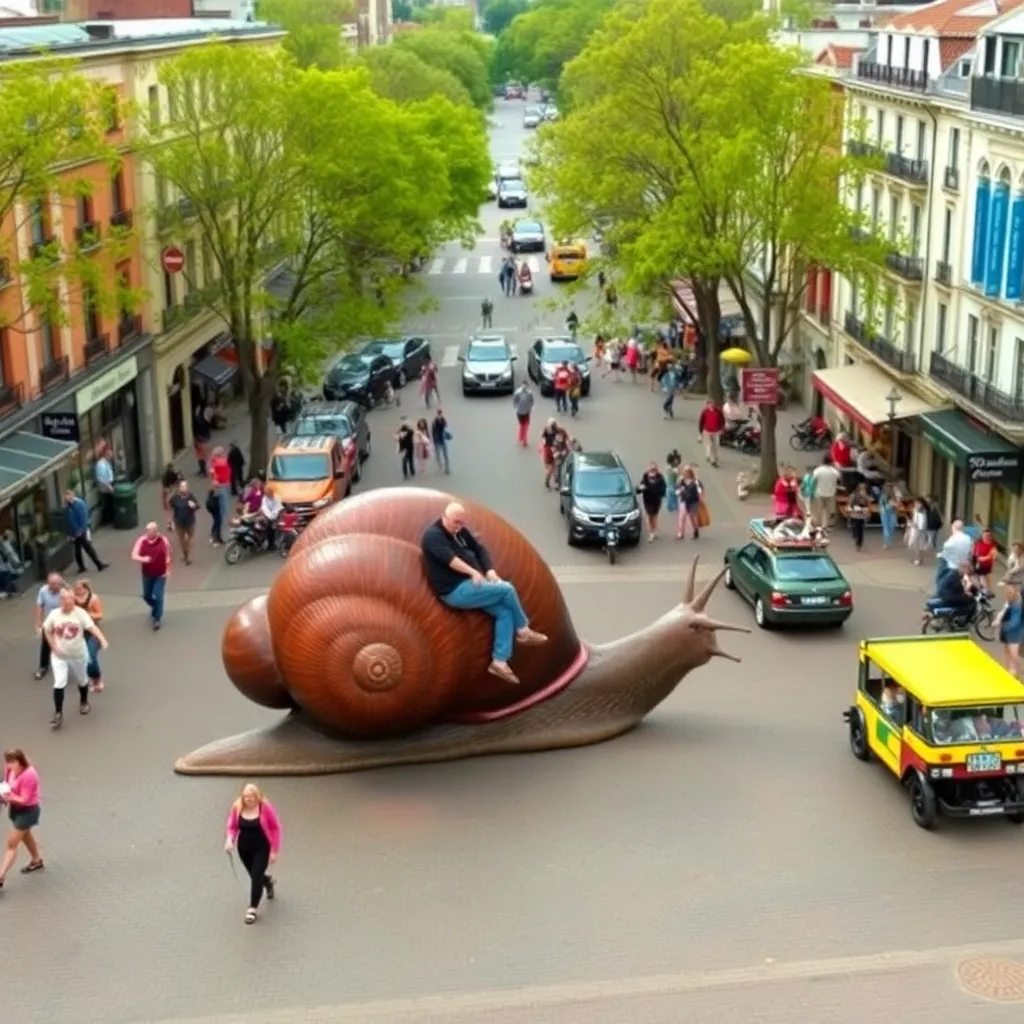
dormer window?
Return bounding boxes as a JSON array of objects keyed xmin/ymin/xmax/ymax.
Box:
[
  {"xmin": 1002, "ymin": 40, "xmax": 1021, "ymax": 78},
  {"xmin": 960, "ymin": 58, "xmax": 973, "ymax": 77},
  {"xmin": 984, "ymin": 36, "xmax": 997, "ymax": 75}
]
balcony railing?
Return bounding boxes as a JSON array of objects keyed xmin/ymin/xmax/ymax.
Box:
[
  {"xmin": 847, "ymin": 139, "xmax": 881, "ymax": 158},
  {"xmin": 0, "ymin": 380, "xmax": 23, "ymax": 419},
  {"xmin": 110, "ymin": 209, "xmax": 133, "ymax": 229},
  {"xmin": 844, "ymin": 311, "xmax": 917, "ymax": 373},
  {"xmin": 944, "ymin": 166, "xmax": 960, "ymax": 191},
  {"xmin": 970, "ymin": 74, "xmax": 1024, "ymax": 119},
  {"xmin": 117, "ymin": 313, "xmax": 142, "ymax": 346},
  {"xmin": 39, "ymin": 355, "xmax": 69, "ymax": 393},
  {"xmin": 886, "ymin": 252, "xmax": 924, "ymax": 281},
  {"xmin": 856, "ymin": 60, "xmax": 929, "ymax": 91},
  {"xmin": 29, "ymin": 236, "xmax": 57, "ymax": 260},
  {"xmin": 74, "ymin": 221, "xmax": 102, "ymax": 250},
  {"xmin": 885, "ymin": 152, "xmax": 929, "ymax": 185},
  {"xmin": 83, "ymin": 333, "xmax": 110, "ymax": 365},
  {"xmin": 930, "ymin": 350, "xmax": 1024, "ymax": 423},
  {"xmin": 935, "ymin": 260, "xmax": 952, "ymax": 285}
]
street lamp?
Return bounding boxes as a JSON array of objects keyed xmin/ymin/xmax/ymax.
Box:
[{"xmin": 885, "ymin": 386, "xmax": 903, "ymax": 426}]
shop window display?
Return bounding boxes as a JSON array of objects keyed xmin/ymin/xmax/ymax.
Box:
[
  {"xmin": 0, "ymin": 482, "xmax": 68, "ymax": 580},
  {"xmin": 990, "ymin": 485, "xmax": 1011, "ymax": 550}
]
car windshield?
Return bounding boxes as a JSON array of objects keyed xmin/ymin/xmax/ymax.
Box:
[
  {"xmin": 542, "ymin": 345, "xmax": 584, "ymax": 364},
  {"xmin": 502, "ymin": 181, "xmax": 526, "ymax": 191},
  {"xmin": 929, "ymin": 704, "xmax": 1024, "ymax": 745},
  {"xmin": 294, "ymin": 416, "xmax": 353, "ymax": 440},
  {"xmin": 268, "ymin": 453, "xmax": 331, "ymax": 482},
  {"xmin": 515, "ymin": 222, "xmax": 543, "ymax": 235},
  {"xmin": 334, "ymin": 355, "xmax": 368, "ymax": 374},
  {"xmin": 774, "ymin": 556, "xmax": 838, "ymax": 582},
  {"xmin": 362, "ymin": 341, "xmax": 403, "ymax": 359},
  {"xmin": 575, "ymin": 469, "xmax": 631, "ymax": 498},
  {"xmin": 468, "ymin": 343, "xmax": 509, "ymax": 361}
]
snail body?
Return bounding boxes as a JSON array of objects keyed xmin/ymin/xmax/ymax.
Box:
[{"xmin": 176, "ymin": 488, "xmax": 745, "ymax": 776}]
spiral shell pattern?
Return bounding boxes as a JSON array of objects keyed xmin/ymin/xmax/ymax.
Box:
[{"xmin": 221, "ymin": 595, "xmax": 293, "ymax": 709}]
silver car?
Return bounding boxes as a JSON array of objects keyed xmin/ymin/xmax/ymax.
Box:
[
  {"xmin": 460, "ymin": 335, "xmax": 516, "ymax": 395},
  {"xmin": 523, "ymin": 106, "xmax": 542, "ymax": 128}
]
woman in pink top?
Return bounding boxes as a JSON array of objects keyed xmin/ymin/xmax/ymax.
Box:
[
  {"xmin": 224, "ymin": 783, "xmax": 282, "ymax": 924},
  {"xmin": 0, "ymin": 748, "xmax": 43, "ymax": 888}
]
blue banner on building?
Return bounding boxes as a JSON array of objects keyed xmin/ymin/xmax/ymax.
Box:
[
  {"xmin": 986, "ymin": 180, "xmax": 1011, "ymax": 297},
  {"xmin": 1006, "ymin": 194, "xmax": 1024, "ymax": 301},
  {"xmin": 972, "ymin": 178, "xmax": 992, "ymax": 285}
]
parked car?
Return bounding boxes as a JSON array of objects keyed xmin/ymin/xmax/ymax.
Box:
[
  {"xmin": 289, "ymin": 400, "xmax": 371, "ymax": 482},
  {"xmin": 523, "ymin": 106, "xmax": 542, "ymax": 129},
  {"xmin": 323, "ymin": 352, "xmax": 395, "ymax": 408},
  {"xmin": 497, "ymin": 179, "xmax": 528, "ymax": 209},
  {"xmin": 267, "ymin": 434, "xmax": 350, "ymax": 517},
  {"xmin": 504, "ymin": 82, "xmax": 525, "ymax": 99},
  {"xmin": 527, "ymin": 336, "xmax": 592, "ymax": 396},
  {"xmin": 510, "ymin": 219, "xmax": 546, "ymax": 253},
  {"xmin": 358, "ymin": 336, "xmax": 432, "ymax": 387},
  {"xmin": 560, "ymin": 451, "xmax": 641, "ymax": 549},
  {"xmin": 460, "ymin": 335, "xmax": 516, "ymax": 395}
]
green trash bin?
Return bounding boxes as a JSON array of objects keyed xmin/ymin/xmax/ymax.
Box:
[{"xmin": 112, "ymin": 480, "xmax": 139, "ymax": 531}]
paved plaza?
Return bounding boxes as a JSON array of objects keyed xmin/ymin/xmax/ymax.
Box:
[{"xmin": 2, "ymin": 102, "xmax": 1024, "ymax": 1024}]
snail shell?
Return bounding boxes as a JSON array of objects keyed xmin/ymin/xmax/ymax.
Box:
[{"xmin": 221, "ymin": 488, "xmax": 582, "ymax": 739}]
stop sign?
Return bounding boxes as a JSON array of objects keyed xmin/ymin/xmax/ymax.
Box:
[{"xmin": 161, "ymin": 245, "xmax": 185, "ymax": 274}]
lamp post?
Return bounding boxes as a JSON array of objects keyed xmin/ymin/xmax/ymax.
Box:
[{"xmin": 885, "ymin": 386, "xmax": 903, "ymax": 427}]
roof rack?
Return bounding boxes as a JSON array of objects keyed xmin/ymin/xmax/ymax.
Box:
[{"xmin": 749, "ymin": 517, "xmax": 826, "ymax": 551}]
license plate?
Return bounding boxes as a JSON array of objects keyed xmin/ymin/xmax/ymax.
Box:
[
  {"xmin": 802, "ymin": 596, "xmax": 828, "ymax": 606},
  {"xmin": 966, "ymin": 752, "xmax": 1002, "ymax": 773},
  {"xmin": 479, "ymin": 382, "xmax": 495, "ymax": 388},
  {"xmin": 605, "ymin": 530, "xmax": 618, "ymax": 542}
]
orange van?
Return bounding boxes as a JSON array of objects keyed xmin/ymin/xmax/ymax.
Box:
[{"xmin": 266, "ymin": 434, "xmax": 349, "ymax": 517}]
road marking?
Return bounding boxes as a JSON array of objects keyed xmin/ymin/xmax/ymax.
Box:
[
  {"xmin": 452, "ymin": 257, "xmax": 468, "ymax": 275},
  {"xmin": 440, "ymin": 344, "xmax": 461, "ymax": 368},
  {"xmin": 147, "ymin": 937, "xmax": 1024, "ymax": 1024},
  {"xmin": 478, "ymin": 255, "xmax": 493, "ymax": 274},
  {"xmin": 427, "ymin": 258, "xmax": 444, "ymax": 275}
]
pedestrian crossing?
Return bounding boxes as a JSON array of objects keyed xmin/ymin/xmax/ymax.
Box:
[
  {"xmin": 427, "ymin": 255, "xmax": 542, "ymax": 276},
  {"xmin": 440, "ymin": 342, "xmax": 520, "ymax": 368}
]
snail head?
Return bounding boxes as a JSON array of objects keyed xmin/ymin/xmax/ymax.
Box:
[{"xmin": 677, "ymin": 558, "xmax": 750, "ymax": 666}]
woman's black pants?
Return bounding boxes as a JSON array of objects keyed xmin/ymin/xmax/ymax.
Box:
[
  {"xmin": 850, "ymin": 517, "xmax": 865, "ymax": 549},
  {"xmin": 238, "ymin": 840, "xmax": 271, "ymax": 909}
]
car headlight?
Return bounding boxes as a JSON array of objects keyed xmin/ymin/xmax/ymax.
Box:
[
  {"xmin": 312, "ymin": 497, "xmax": 331, "ymax": 509},
  {"xmin": 625, "ymin": 509, "xmax": 640, "ymax": 521},
  {"xmin": 572, "ymin": 508, "xmax": 589, "ymax": 522},
  {"xmin": 499, "ymin": 369, "xmax": 512, "ymax": 380},
  {"xmin": 463, "ymin": 372, "xmax": 476, "ymax": 381},
  {"xmin": 541, "ymin": 365, "xmax": 554, "ymax": 378}
]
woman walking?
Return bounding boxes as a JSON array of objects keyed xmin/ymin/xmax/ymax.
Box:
[
  {"xmin": 973, "ymin": 527, "xmax": 998, "ymax": 593},
  {"xmin": 431, "ymin": 409, "xmax": 451, "ymax": 475},
  {"xmin": 848, "ymin": 482, "xmax": 871, "ymax": 551},
  {"xmin": 421, "ymin": 358, "xmax": 440, "ymax": 408},
  {"xmin": 73, "ymin": 579, "xmax": 105, "ymax": 693},
  {"xmin": 772, "ymin": 466, "xmax": 801, "ymax": 520},
  {"xmin": 540, "ymin": 418, "xmax": 559, "ymax": 490},
  {"xmin": 414, "ymin": 418, "xmax": 432, "ymax": 473},
  {"xmin": 0, "ymin": 748, "xmax": 44, "ymax": 888},
  {"xmin": 224, "ymin": 783, "xmax": 281, "ymax": 925},
  {"xmin": 907, "ymin": 497, "xmax": 931, "ymax": 566},
  {"xmin": 676, "ymin": 466, "xmax": 704, "ymax": 540},
  {"xmin": 206, "ymin": 485, "xmax": 225, "ymax": 547},
  {"xmin": 637, "ymin": 462, "xmax": 667, "ymax": 542},
  {"xmin": 997, "ymin": 581, "xmax": 1024, "ymax": 677},
  {"xmin": 878, "ymin": 483, "xmax": 898, "ymax": 549},
  {"xmin": 160, "ymin": 463, "xmax": 181, "ymax": 532}
]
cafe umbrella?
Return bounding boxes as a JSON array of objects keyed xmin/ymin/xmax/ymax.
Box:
[{"xmin": 720, "ymin": 347, "xmax": 752, "ymax": 366}]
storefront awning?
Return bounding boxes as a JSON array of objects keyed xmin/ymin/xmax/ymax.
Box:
[
  {"xmin": 920, "ymin": 409, "xmax": 1024, "ymax": 492},
  {"xmin": 0, "ymin": 431, "xmax": 78, "ymax": 508},
  {"xmin": 812, "ymin": 363, "xmax": 937, "ymax": 437},
  {"xmin": 191, "ymin": 355, "xmax": 238, "ymax": 391},
  {"xmin": 669, "ymin": 280, "xmax": 742, "ymax": 324}
]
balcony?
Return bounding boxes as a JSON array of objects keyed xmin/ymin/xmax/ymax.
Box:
[
  {"xmin": 885, "ymin": 252, "xmax": 924, "ymax": 281},
  {"xmin": 39, "ymin": 355, "xmax": 69, "ymax": 393},
  {"xmin": 847, "ymin": 139, "xmax": 881, "ymax": 158},
  {"xmin": 944, "ymin": 166, "xmax": 960, "ymax": 191},
  {"xmin": 83, "ymin": 333, "xmax": 110, "ymax": 365},
  {"xmin": 110, "ymin": 209, "xmax": 133, "ymax": 229},
  {"xmin": 935, "ymin": 260, "xmax": 952, "ymax": 285},
  {"xmin": 0, "ymin": 380, "xmax": 23, "ymax": 419},
  {"xmin": 884, "ymin": 152, "xmax": 929, "ymax": 185},
  {"xmin": 930, "ymin": 350, "xmax": 1024, "ymax": 423},
  {"xmin": 29, "ymin": 236, "xmax": 57, "ymax": 260},
  {"xmin": 970, "ymin": 74, "xmax": 1024, "ymax": 119},
  {"xmin": 162, "ymin": 288, "xmax": 215, "ymax": 333},
  {"xmin": 856, "ymin": 60, "xmax": 929, "ymax": 91},
  {"xmin": 117, "ymin": 313, "xmax": 142, "ymax": 346},
  {"xmin": 74, "ymin": 221, "xmax": 102, "ymax": 251},
  {"xmin": 844, "ymin": 311, "xmax": 917, "ymax": 373}
]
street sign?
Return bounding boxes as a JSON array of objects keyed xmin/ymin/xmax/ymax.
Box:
[
  {"xmin": 741, "ymin": 367, "xmax": 779, "ymax": 406},
  {"xmin": 161, "ymin": 246, "xmax": 185, "ymax": 274}
]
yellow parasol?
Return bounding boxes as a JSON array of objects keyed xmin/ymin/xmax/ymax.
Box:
[{"xmin": 720, "ymin": 347, "xmax": 752, "ymax": 366}]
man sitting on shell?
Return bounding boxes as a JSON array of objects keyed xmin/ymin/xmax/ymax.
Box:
[{"xmin": 421, "ymin": 502, "xmax": 547, "ymax": 685}]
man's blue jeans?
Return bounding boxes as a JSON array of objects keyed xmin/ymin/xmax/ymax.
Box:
[
  {"xmin": 142, "ymin": 575, "xmax": 166, "ymax": 624},
  {"xmin": 443, "ymin": 579, "xmax": 528, "ymax": 663}
]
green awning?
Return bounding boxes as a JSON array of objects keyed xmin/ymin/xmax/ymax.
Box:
[
  {"xmin": 0, "ymin": 431, "xmax": 78, "ymax": 508},
  {"xmin": 920, "ymin": 410, "xmax": 1023, "ymax": 492}
]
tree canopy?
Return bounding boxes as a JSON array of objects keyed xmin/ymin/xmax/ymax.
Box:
[
  {"xmin": 393, "ymin": 26, "xmax": 493, "ymax": 109},
  {"xmin": 362, "ymin": 45, "xmax": 473, "ymax": 108},
  {"xmin": 256, "ymin": 0, "xmax": 351, "ymax": 70},
  {"xmin": 533, "ymin": 0, "xmax": 886, "ymax": 488},
  {"xmin": 480, "ymin": 0, "xmax": 529, "ymax": 36},
  {"xmin": 139, "ymin": 43, "xmax": 489, "ymax": 470}
]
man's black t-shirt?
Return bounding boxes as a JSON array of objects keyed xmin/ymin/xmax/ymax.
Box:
[
  {"xmin": 169, "ymin": 492, "xmax": 197, "ymax": 529},
  {"xmin": 397, "ymin": 424, "xmax": 414, "ymax": 453},
  {"xmin": 421, "ymin": 519, "xmax": 493, "ymax": 597}
]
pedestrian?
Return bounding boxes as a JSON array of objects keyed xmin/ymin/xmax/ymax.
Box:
[
  {"xmin": 997, "ymin": 581, "xmax": 1024, "ymax": 676},
  {"xmin": 799, "ymin": 465, "xmax": 816, "ymax": 521},
  {"xmin": 973, "ymin": 527, "xmax": 998, "ymax": 592},
  {"xmin": 431, "ymin": 409, "xmax": 451, "ymax": 474},
  {"xmin": 811, "ymin": 455, "xmax": 841, "ymax": 526},
  {"xmin": 848, "ymin": 482, "xmax": 871, "ymax": 551},
  {"xmin": 167, "ymin": 479, "xmax": 200, "ymax": 565},
  {"xmin": 32, "ymin": 574, "xmax": 63, "ymax": 680},
  {"xmin": 512, "ymin": 381, "xmax": 534, "ymax": 447},
  {"xmin": 160, "ymin": 462, "xmax": 181, "ymax": 531},
  {"xmin": 879, "ymin": 483, "xmax": 898, "ymax": 549},
  {"xmin": 597, "ymin": 269, "xmax": 606, "ymax": 291},
  {"xmin": 649, "ymin": 339, "xmax": 671, "ymax": 392},
  {"xmin": 623, "ymin": 338, "xmax": 640, "ymax": 382},
  {"xmin": 206, "ymin": 484, "xmax": 225, "ymax": 546},
  {"xmin": 661, "ymin": 362, "xmax": 680, "ymax": 419},
  {"xmin": 773, "ymin": 465, "xmax": 801, "ymax": 520},
  {"xmin": 421, "ymin": 358, "xmax": 440, "ymax": 408},
  {"xmin": 64, "ymin": 489, "xmax": 107, "ymax": 574},
  {"xmin": 552, "ymin": 361, "xmax": 570, "ymax": 413},
  {"xmin": 94, "ymin": 444, "xmax": 116, "ymax": 525},
  {"xmin": 270, "ymin": 388, "xmax": 291, "ymax": 437},
  {"xmin": 227, "ymin": 441, "xmax": 246, "ymax": 496},
  {"xmin": 43, "ymin": 585, "xmax": 108, "ymax": 727},
  {"xmin": 676, "ymin": 465, "xmax": 704, "ymax": 540},
  {"xmin": 567, "ymin": 363, "xmax": 582, "ymax": 418},
  {"xmin": 540, "ymin": 418, "xmax": 559, "ymax": 489},
  {"xmin": 566, "ymin": 310, "xmax": 579, "ymax": 339},
  {"xmin": 224, "ymin": 783, "xmax": 281, "ymax": 926},
  {"xmin": 605, "ymin": 283, "xmax": 617, "ymax": 308},
  {"xmin": 130, "ymin": 522, "xmax": 172, "ymax": 632},
  {"xmin": 926, "ymin": 495, "xmax": 944, "ymax": 553},
  {"xmin": 396, "ymin": 417, "xmax": 416, "ymax": 479},
  {"xmin": 0, "ymin": 542, "xmax": 19, "ymax": 598},
  {"xmin": 209, "ymin": 446, "xmax": 232, "ymax": 530},
  {"xmin": 603, "ymin": 338, "xmax": 622, "ymax": 381},
  {"xmin": 906, "ymin": 497, "xmax": 930, "ymax": 566},
  {"xmin": 1007, "ymin": 540, "xmax": 1024, "ymax": 581},
  {"xmin": 697, "ymin": 398, "xmax": 724, "ymax": 468},
  {"xmin": 72, "ymin": 579, "xmax": 105, "ymax": 693},
  {"xmin": 414, "ymin": 418, "xmax": 432, "ymax": 471},
  {"xmin": 481, "ymin": 297, "xmax": 494, "ymax": 329},
  {"xmin": 637, "ymin": 462, "xmax": 667, "ymax": 542},
  {"xmin": 0, "ymin": 748, "xmax": 44, "ymax": 887},
  {"xmin": 193, "ymin": 405, "xmax": 211, "ymax": 478},
  {"xmin": 937, "ymin": 519, "xmax": 973, "ymax": 582}
]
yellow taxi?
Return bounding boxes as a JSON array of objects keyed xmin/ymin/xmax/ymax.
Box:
[
  {"xmin": 549, "ymin": 241, "xmax": 588, "ymax": 282},
  {"xmin": 845, "ymin": 634, "xmax": 1024, "ymax": 829}
]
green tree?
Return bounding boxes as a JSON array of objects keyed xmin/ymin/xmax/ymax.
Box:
[
  {"xmin": 256, "ymin": 0, "xmax": 352, "ymax": 70},
  {"xmin": 139, "ymin": 44, "xmax": 489, "ymax": 470},
  {"xmin": 481, "ymin": 0, "xmax": 528, "ymax": 35},
  {"xmin": 363, "ymin": 44, "xmax": 472, "ymax": 107},
  {"xmin": 534, "ymin": 0, "xmax": 885, "ymax": 489},
  {"xmin": 391, "ymin": 0, "xmax": 413, "ymax": 20},
  {"xmin": 394, "ymin": 27, "xmax": 492, "ymax": 108},
  {"xmin": 417, "ymin": 6, "xmax": 476, "ymax": 31}
]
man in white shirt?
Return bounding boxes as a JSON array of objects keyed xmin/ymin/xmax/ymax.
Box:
[
  {"xmin": 811, "ymin": 455, "xmax": 841, "ymax": 526},
  {"xmin": 94, "ymin": 446, "xmax": 115, "ymax": 524},
  {"xmin": 43, "ymin": 587, "xmax": 108, "ymax": 728},
  {"xmin": 856, "ymin": 447, "xmax": 885, "ymax": 484},
  {"xmin": 939, "ymin": 520, "xmax": 974, "ymax": 575},
  {"xmin": 259, "ymin": 488, "xmax": 283, "ymax": 524}
]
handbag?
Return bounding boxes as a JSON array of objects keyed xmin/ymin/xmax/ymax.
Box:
[
  {"xmin": 444, "ymin": 429, "xmax": 453, "ymax": 441},
  {"xmin": 696, "ymin": 498, "xmax": 711, "ymax": 528}
]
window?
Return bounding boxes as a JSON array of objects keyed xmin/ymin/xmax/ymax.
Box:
[
  {"xmin": 949, "ymin": 127, "xmax": 960, "ymax": 169},
  {"xmin": 984, "ymin": 36, "xmax": 997, "ymax": 76},
  {"xmin": 83, "ymin": 287, "xmax": 100, "ymax": 341},
  {"xmin": 1015, "ymin": 337, "xmax": 1024, "ymax": 400},
  {"xmin": 163, "ymin": 269, "xmax": 174, "ymax": 309},
  {"xmin": 0, "ymin": 327, "xmax": 8, "ymax": 385},
  {"xmin": 806, "ymin": 266, "xmax": 818, "ymax": 313},
  {"xmin": 883, "ymin": 296, "xmax": 895, "ymax": 340},
  {"xmin": 871, "ymin": 187, "xmax": 881, "ymax": 230},
  {"xmin": 102, "ymin": 87, "xmax": 119, "ymax": 133},
  {"xmin": 185, "ymin": 240, "xmax": 196, "ymax": 294},
  {"xmin": 28, "ymin": 199, "xmax": 46, "ymax": 245},
  {"xmin": 147, "ymin": 84, "xmax": 160, "ymax": 126},
  {"xmin": 1002, "ymin": 40, "xmax": 1020, "ymax": 78},
  {"xmin": 155, "ymin": 172, "xmax": 167, "ymax": 209},
  {"xmin": 40, "ymin": 307, "xmax": 59, "ymax": 367},
  {"xmin": 916, "ymin": 121, "xmax": 926, "ymax": 161},
  {"xmin": 858, "ymin": 102, "xmax": 867, "ymax": 128},
  {"xmin": 903, "ymin": 304, "xmax": 916, "ymax": 350},
  {"xmin": 967, "ymin": 314, "xmax": 979, "ymax": 371},
  {"xmin": 985, "ymin": 326, "xmax": 998, "ymax": 382},
  {"xmin": 202, "ymin": 235, "xmax": 214, "ymax": 287},
  {"xmin": 876, "ymin": 109, "xmax": 884, "ymax": 146},
  {"xmin": 111, "ymin": 168, "xmax": 125, "ymax": 214},
  {"xmin": 960, "ymin": 59, "xmax": 973, "ymax": 77},
  {"xmin": 922, "ymin": 39, "xmax": 931, "ymax": 76},
  {"xmin": 889, "ymin": 195, "xmax": 900, "ymax": 242},
  {"xmin": 818, "ymin": 269, "xmax": 832, "ymax": 324},
  {"xmin": 167, "ymin": 83, "xmax": 178, "ymax": 122},
  {"xmin": 895, "ymin": 115, "xmax": 904, "ymax": 153},
  {"xmin": 936, "ymin": 302, "xmax": 948, "ymax": 352},
  {"xmin": 76, "ymin": 193, "xmax": 93, "ymax": 227},
  {"xmin": 942, "ymin": 208, "xmax": 952, "ymax": 262},
  {"xmin": 910, "ymin": 204, "xmax": 922, "ymax": 255}
]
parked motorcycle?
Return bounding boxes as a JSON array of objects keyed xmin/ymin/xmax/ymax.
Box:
[
  {"xmin": 790, "ymin": 416, "xmax": 833, "ymax": 452},
  {"xmin": 721, "ymin": 421, "xmax": 761, "ymax": 455},
  {"xmin": 921, "ymin": 590, "xmax": 996, "ymax": 642},
  {"xmin": 224, "ymin": 512, "xmax": 304, "ymax": 565},
  {"xmin": 602, "ymin": 515, "xmax": 619, "ymax": 566}
]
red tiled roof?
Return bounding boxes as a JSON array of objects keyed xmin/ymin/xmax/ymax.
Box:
[
  {"xmin": 939, "ymin": 37, "xmax": 976, "ymax": 67},
  {"xmin": 884, "ymin": 0, "xmax": 1024, "ymax": 37},
  {"xmin": 815, "ymin": 44, "xmax": 864, "ymax": 68}
]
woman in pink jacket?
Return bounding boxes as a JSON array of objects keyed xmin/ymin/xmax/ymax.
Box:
[{"xmin": 224, "ymin": 783, "xmax": 282, "ymax": 924}]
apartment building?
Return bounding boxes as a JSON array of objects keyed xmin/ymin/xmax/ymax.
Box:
[
  {"xmin": 0, "ymin": 17, "xmax": 282, "ymax": 581},
  {"xmin": 814, "ymin": 0, "xmax": 1024, "ymax": 548}
]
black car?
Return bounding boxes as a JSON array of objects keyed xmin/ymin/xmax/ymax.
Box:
[
  {"xmin": 527, "ymin": 336, "xmax": 592, "ymax": 396},
  {"xmin": 290, "ymin": 400, "xmax": 371, "ymax": 479},
  {"xmin": 358, "ymin": 336, "xmax": 432, "ymax": 387},
  {"xmin": 560, "ymin": 451, "xmax": 641, "ymax": 547},
  {"xmin": 323, "ymin": 352, "xmax": 395, "ymax": 407},
  {"xmin": 497, "ymin": 179, "xmax": 528, "ymax": 209},
  {"xmin": 511, "ymin": 219, "xmax": 545, "ymax": 253}
]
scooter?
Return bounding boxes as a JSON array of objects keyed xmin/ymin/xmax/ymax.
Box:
[
  {"xmin": 518, "ymin": 273, "xmax": 533, "ymax": 295},
  {"xmin": 602, "ymin": 515, "xmax": 620, "ymax": 565}
]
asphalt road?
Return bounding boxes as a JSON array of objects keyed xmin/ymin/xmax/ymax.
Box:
[{"xmin": 4, "ymin": 99, "xmax": 1024, "ymax": 1024}]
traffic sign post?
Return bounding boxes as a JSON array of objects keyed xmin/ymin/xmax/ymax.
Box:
[
  {"xmin": 741, "ymin": 367, "xmax": 780, "ymax": 406},
  {"xmin": 161, "ymin": 246, "xmax": 185, "ymax": 274}
]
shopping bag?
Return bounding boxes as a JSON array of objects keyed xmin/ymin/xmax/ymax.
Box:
[{"xmin": 697, "ymin": 499, "xmax": 711, "ymax": 528}]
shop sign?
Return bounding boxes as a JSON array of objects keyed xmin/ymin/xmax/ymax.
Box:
[
  {"xmin": 76, "ymin": 355, "xmax": 139, "ymax": 416},
  {"xmin": 741, "ymin": 367, "xmax": 779, "ymax": 405},
  {"xmin": 967, "ymin": 452, "xmax": 1023, "ymax": 488},
  {"xmin": 39, "ymin": 412, "xmax": 80, "ymax": 443}
]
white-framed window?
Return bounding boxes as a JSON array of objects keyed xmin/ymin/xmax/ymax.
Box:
[{"xmin": 935, "ymin": 302, "xmax": 948, "ymax": 351}]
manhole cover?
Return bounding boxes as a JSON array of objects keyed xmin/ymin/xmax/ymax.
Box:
[{"xmin": 957, "ymin": 958, "xmax": 1024, "ymax": 1002}]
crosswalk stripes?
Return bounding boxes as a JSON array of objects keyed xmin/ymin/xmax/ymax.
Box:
[
  {"xmin": 440, "ymin": 342, "xmax": 519, "ymax": 368},
  {"xmin": 423, "ymin": 255, "xmax": 542, "ymax": 276},
  {"xmin": 428, "ymin": 258, "xmax": 445, "ymax": 275},
  {"xmin": 452, "ymin": 257, "xmax": 468, "ymax": 275},
  {"xmin": 478, "ymin": 255, "xmax": 493, "ymax": 274}
]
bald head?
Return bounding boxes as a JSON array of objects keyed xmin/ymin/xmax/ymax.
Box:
[{"xmin": 442, "ymin": 503, "xmax": 466, "ymax": 533}]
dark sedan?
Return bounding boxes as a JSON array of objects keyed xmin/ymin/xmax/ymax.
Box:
[
  {"xmin": 323, "ymin": 352, "xmax": 395, "ymax": 408},
  {"xmin": 511, "ymin": 219, "xmax": 546, "ymax": 253},
  {"xmin": 358, "ymin": 336, "xmax": 432, "ymax": 388},
  {"xmin": 527, "ymin": 336, "xmax": 592, "ymax": 396}
]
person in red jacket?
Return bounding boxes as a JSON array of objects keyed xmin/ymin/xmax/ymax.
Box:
[
  {"xmin": 829, "ymin": 431, "xmax": 853, "ymax": 468},
  {"xmin": 973, "ymin": 527, "xmax": 998, "ymax": 592},
  {"xmin": 552, "ymin": 361, "xmax": 571, "ymax": 414},
  {"xmin": 209, "ymin": 446, "xmax": 232, "ymax": 531},
  {"xmin": 697, "ymin": 398, "xmax": 725, "ymax": 467}
]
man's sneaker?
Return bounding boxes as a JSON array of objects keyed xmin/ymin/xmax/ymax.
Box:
[{"xmin": 50, "ymin": 713, "xmax": 62, "ymax": 730}]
